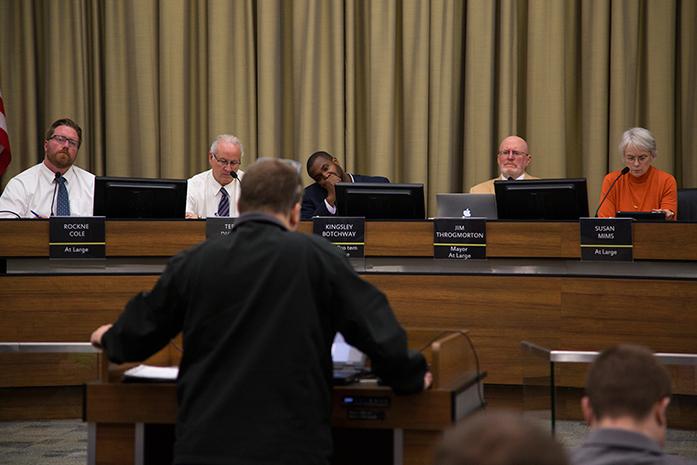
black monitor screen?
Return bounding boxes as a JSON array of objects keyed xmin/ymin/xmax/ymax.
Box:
[
  {"xmin": 93, "ymin": 176, "xmax": 187, "ymax": 219},
  {"xmin": 494, "ymin": 178, "xmax": 589, "ymax": 220},
  {"xmin": 334, "ymin": 183, "xmax": 425, "ymax": 220}
]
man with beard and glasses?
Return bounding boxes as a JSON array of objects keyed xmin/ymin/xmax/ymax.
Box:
[{"xmin": 0, "ymin": 118, "xmax": 94, "ymax": 218}]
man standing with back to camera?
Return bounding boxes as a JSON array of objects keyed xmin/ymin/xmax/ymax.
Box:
[{"xmin": 91, "ymin": 158, "xmax": 430, "ymax": 465}]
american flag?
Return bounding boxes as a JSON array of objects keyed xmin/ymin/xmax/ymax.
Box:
[{"xmin": 0, "ymin": 89, "xmax": 11, "ymax": 176}]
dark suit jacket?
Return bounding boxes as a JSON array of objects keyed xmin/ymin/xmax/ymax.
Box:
[
  {"xmin": 101, "ymin": 213, "xmax": 426, "ymax": 465},
  {"xmin": 301, "ymin": 174, "xmax": 390, "ymax": 219}
]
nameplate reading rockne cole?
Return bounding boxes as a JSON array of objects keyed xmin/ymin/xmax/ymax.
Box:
[
  {"xmin": 49, "ymin": 217, "xmax": 106, "ymax": 259},
  {"xmin": 579, "ymin": 217, "xmax": 633, "ymax": 261},
  {"xmin": 312, "ymin": 217, "xmax": 365, "ymax": 258},
  {"xmin": 206, "ymin": 217, "xmax": 238, "ymax": 239},
  {"xmin": 433, "ymin": 218, "xmax": 486, "ymax": 260}
]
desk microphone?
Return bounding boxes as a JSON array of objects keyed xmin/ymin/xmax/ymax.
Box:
[
  {"xmin": 595, "ymin": 167, "xmax": 630, "ymax": 217},
  {"xmin": 50, "ymin": 171, "xmax": 62, "ymax": 217},
  {"xmin": 230, "ymin": 171, "xmax": 238, "ymax": 180}
]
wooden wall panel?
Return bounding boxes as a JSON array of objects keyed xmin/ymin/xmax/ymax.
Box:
[
  {"xmin": 95, "ymin": 424, "xmax": 136, "ymax": 465},
  {"xmin": 2, "ymin": 220, "xmax": 697, "ymax": 259},
  {"xmin": 560, "ymin": 279, "xmax": 697, "ymax": 352},
  {"xmin": 0, "ymin": 275, "xmax": 158, "ymax": 341},
  {"xmin": 0, "ymin": 353, "xmax": 98, "ymax": 387},
  {"xmin": 0, "ymin": 386, "xmax": 83, "ymax": 420},
  {"xmin": 365, "ymin": 275, "xmax": 562, "ymax": 384}
]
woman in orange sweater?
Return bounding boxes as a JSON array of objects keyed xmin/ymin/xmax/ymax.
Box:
[{"xmin": 597, "ymin": 127, "xmax": 677, "ymax": 220}]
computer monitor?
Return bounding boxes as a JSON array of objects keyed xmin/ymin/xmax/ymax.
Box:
[
  {"xmin": 494, "ymin": 178, "xmax": 589, "ymax": 220},
  {"xmin": 334, "ymin": 182, "xmax": 425, "ymax": 220},
  {"xmin": 93, "ymin": 176, "xmax": 187, "ymax": 219}
]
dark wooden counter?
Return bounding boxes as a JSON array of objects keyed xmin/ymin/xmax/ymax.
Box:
[
  {"xmin": 1, "ymin": 220, "xmax": 696, "ymax": 420},
  {"xmin": 2, "ymin": 219, "xmax": 697, "ymax": 260}
]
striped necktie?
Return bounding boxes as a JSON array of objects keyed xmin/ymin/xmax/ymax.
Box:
[
  {"xmin": 56, "ymin": 176, "xmax": 70, "ymax": 216},
  {"xmin": 217, "ymin": 187, "xmax": 230, "ymax": 217}
]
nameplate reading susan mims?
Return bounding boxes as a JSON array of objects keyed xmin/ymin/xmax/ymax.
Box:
[{"xmin": 579, "ymin": 217, "xmax": 633, "ymax": 261}]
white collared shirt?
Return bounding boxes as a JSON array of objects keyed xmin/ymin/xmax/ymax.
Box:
[
  {"xmin": 323, "ymin": 173, "xmax": 355, "ymax": 215},
  {"xmin": 0, "ymin": 162, "xmax": 95, "ymax": 218},
  {"xmin": 186, "ymin": 169, "xmax": 245, "ymax": 218},
  {"xmin": 499, "ymin": 173, "xmax": 527, "ymax": 181}
]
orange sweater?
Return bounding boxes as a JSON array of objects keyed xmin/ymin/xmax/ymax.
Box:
[{"xmin": 597, "ymin": 166, "xmax": 677, "ymax": 219}]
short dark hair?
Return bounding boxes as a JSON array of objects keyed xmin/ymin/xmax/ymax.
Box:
[
  {"xmin": 239, "ymin": 158, "xmax": 303, "ymax": 215},
  {"xmin": 45, "ymin": 118, "xmax": 82, "ymax": 148},
  {"xmin": 585, "ymin": 344, "xmax": 671, "ymax": 421},
  {"xmin": 306, "ymin": 150, "xmax": 334, "ymax": 176},
  {"xmin": 435, "ymin": 410, "xmax": 568, "ymax": 465}
]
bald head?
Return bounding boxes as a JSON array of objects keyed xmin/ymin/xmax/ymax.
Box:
[{"xmin": 497, "ymin": 136, "xmax": 531, "ymax": 179}]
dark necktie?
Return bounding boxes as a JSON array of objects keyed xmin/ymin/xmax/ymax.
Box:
[
  {"xmin": 217, "ymin": 187, "xmax": 229, "ymax": 217},
  {"xmin": 56, "ymin": 176, "xmax": 70, "ymax": 216}
]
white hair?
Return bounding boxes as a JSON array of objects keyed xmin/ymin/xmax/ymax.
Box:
[
  {"xmin": 619, "ymin": 127, "xmax": 657, "ymax": 157},
  {"xmin": 210, "ymin": 134, "xmax": 244, "ymax": 157}
]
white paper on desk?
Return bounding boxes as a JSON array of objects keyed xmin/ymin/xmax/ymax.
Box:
[{"xmin": 123, "ymin": 364, "xmax": 179, "ymax": 381}]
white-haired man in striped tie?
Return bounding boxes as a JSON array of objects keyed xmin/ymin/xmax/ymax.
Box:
[{"xmin": 185, "ymin": 134, "xmax": 244, "ymax": 219}]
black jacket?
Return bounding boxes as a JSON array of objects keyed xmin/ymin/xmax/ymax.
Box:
[
  {"xmin": 102, "ymin": 213, "xmax": 426, "ymax": 465},
  {"xmin": 300, "ymin": 174, "xmax": 390, "ymax": 219}
]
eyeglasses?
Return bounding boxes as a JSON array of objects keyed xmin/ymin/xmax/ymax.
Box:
[
  {"xmin": 497, "ymin": 150, "xmax": 528, "ymax": 158},
  {"xmin": 50, "ymin": 134, "xmax": 79, "ymax": 148},
  {"xmin": 624, "ymin": 155, "xmax": 651, "ymax": 163},
  {"xmin": 211, "ymin": 153, "xmax": 241, "ymax": 167}
]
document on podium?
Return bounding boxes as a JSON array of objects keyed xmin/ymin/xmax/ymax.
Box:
[{"xmin": 123, "ymin": 364, "xmax": 179, "ymax": 382}]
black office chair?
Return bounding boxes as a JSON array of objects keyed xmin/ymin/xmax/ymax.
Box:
[{"xmin": 677, "ymin": 188, "xmax": 697, "ymax": 221}]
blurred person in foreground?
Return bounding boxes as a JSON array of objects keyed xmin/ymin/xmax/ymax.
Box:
[
  {"xmin": 435, "ymin": 409, "xmax": 569, "ymax": 465},
  {"xmin": 570, "ymin": 344, "xmax": 696, "ymax": 465}
]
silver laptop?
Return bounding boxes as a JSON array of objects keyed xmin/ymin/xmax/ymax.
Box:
[{"xmin": 436, "ymin": 193, "xmax": 498, "ymax": 219}]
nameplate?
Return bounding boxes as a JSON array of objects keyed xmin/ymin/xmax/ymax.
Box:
[
  {"xmin": 49, "ymin": 217, "xmax": 106, "ymax": 259},
  {"xmin": 313, "ymin": 217, "xmax": 365, "ymax": 258},
  {"xmin": 579, "ymin": 217, "xmax": 633, "ymax": 261},
  {"xmin": 206, "ymin": 217, "xmax": 238, "ymax": 239},
  {"xmin": 433, "ymin": 218, "xmax": 486, "ymax": 260}
]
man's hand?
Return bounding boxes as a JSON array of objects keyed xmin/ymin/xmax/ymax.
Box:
[
  {"xmin": 423, "ymin": 371, "xmax": 433, "ymax": 390},
  {"xmin": 90, "ymin": 324, "xmax": 113, "ymax": 349},
  {"xmin": 319, "ymin": 173, "xmax": 342, "ymax": 206},
  {"xmin": 185, "ymin": 212, "xmax": 200, "ymax": 219}
]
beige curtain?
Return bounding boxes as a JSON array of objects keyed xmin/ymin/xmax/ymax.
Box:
[{"xmin": 1, "ymin": 0, "xmax": 695, "ymax": 214}]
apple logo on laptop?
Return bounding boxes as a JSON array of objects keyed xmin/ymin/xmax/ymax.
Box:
[{"xmin": 462, "ymin": 208, "xmax": 471, "ymax": 218}]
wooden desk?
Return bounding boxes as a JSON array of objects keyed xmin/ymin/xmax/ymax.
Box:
[
  {"xmin": 1, "ymin": 220, "xmax": 697, "ymax": 419},
  {"xmin": 2, "ymin": 219, "xmax": 697, "ymax": 260},
  {"xmin": 84, "ymin": 330, "xmax": 483, "ymax": 465}
]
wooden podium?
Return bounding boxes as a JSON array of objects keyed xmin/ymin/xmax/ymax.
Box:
[{"xmin": 84, "ymin": 329, "xmax": 485, "ymax": 465}]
